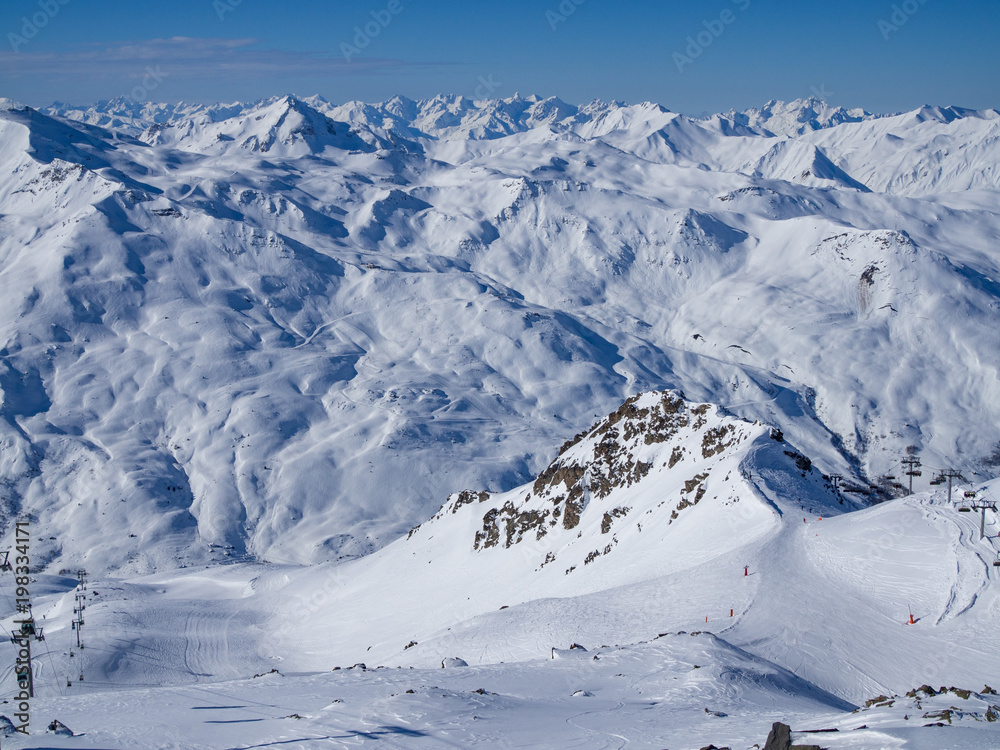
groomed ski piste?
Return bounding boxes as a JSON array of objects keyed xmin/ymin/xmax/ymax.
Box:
[{"xmin": 2, "ymin": 392, "xmax": 998, "ymax": 748}]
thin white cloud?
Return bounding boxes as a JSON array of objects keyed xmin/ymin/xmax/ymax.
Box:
[{"xmin": 0, "ymin": 37, "xmax": 431, "ymax": 79}]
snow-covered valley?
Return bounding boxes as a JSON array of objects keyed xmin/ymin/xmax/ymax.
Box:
[{"xmin": 0, "ymin": 93, "xmax": 999, "ymax": 747}]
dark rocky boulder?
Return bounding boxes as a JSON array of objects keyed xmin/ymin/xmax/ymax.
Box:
[{"xmin": 762, "ymin": 722, "xmax": 824, "ymax": 750}]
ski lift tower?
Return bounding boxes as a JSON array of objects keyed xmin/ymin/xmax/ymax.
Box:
[
  {"xmin": 965, "ymin": 489, "xmax": 998, "ymax": 541},
  {"xmin": 931, "ymin": 469, "xmax": 965, "ymax": 504},
  {"xmin": 902, "ymin": 456, "xmax": 922, "ymax": 495}
]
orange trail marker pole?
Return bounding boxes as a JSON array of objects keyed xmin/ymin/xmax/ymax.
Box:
[
  {"xmin": 730, "ymin": 609, "xmax": 734, "ymax": 617},
  {"xmin": 744, "ymin": 566, "xmax": 748, "ymax": 577}
]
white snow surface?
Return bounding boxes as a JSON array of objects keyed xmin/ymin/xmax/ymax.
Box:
[
  {"xmin": 1, "ymin": 391, "xmax": 998, "ymax": 748},
  {"xmin": 0, "ymin": 92, "xmax": 996, "ymax": 747}
]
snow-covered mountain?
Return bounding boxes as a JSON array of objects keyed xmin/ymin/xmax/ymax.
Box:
[
  {"xmin": 2, "ymin": 94, "xmax": 999, "ymax": 576},
  {"xmin": 711, "ymin": 97, "xmax": 878, "ymax": 137}
]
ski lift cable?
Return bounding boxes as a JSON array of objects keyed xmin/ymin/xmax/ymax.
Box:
[
  {"xmin": 35, "ymin": 644, "xmax": 69, "ymax": 698},
  {"xmin": 80, "ymin": 644, "xmax": 193, "ymax": 676},
  {"xmin": 184, "ymin": 682, "xmax": 312, "ymax": 715}
]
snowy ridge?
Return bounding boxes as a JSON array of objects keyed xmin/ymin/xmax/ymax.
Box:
[
  {"xmin": 712, "ymin": 97, "xmax": 879, "ymax": 137},
  {"xmin": 420, "ymin": 391, "xmax": 846, "ymax": 571},
  {"xmin": 46, "ymin": 94, "xmax": 1000, "ymax": 195},
  {"xmin": 134, "ymin": 96, "xmax": 384, "ymax": 156}
]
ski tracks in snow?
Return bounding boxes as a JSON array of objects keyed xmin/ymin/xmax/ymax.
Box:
[
  {"xmin": 181, "ymin": 608, "xmax": 235, "ymax": 680},
  {"xmin": 931, "ymin": 501, "xmax": 997, "ymax": 625}
]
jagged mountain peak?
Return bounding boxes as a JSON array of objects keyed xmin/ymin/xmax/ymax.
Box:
[
  {"xmin": 715, "ymin": 98, "xmax": 877, "ymax": 137},
  {"xmin": 748, "ymin": 139, "xmax": 871, "ymax": 190},
  {"xmin": 151, "ymin": 94, "xmax": 380, "ymax": 156}
]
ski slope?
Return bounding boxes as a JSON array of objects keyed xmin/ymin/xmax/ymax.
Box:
[{"xmin": 1, "ymin": 393, "xmax": 998, "ymax": 748}]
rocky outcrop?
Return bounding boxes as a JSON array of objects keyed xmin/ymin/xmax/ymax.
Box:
[
  {"xmin": 761, "ymin": 722, "xmax": 823, "ymax": 750},
  {"xmin": 467, "ymin": 392, "xmax": 711, "ymax": 547},
  {"xmin": 427, "ymin": 390, "xmax": 770, "ymax": 556}
]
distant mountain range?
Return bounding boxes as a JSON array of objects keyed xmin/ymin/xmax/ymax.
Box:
[{"xmin": 1, "ymin": 94, "xmax": 999, "ymax": 573}]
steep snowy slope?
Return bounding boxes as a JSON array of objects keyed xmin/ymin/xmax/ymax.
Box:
[
  {"xmin": 3, "ymin": 96, "xmax": 1000, "ymax": 574},
  {"xmin": 801, "ymin": 106, "xmax": 1000, "ymax": 195}
]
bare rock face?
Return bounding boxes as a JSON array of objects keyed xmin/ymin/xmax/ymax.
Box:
[{"xmin": 466, "ymin": 391, "xmax": 711, "ymax": 550}]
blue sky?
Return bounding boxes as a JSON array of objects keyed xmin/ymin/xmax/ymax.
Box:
[{"xmin": 1, "ymin": 0, "xmax": 997, "ymax": 113}]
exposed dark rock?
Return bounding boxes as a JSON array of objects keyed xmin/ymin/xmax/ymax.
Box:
[
  {"xmin": 533, "ymin": 464, "xmax": 585, "ymax": 496},
  {"xmin": 474, "ymin": 501, "xmax": 551, "ymax": 550},
  {"xmin": 558, "ymin": 429, "xmax": 590, "ymax": 456},
  {"xmin": 47, "ymin": 720, "xmax": 74, "ymax": 736},
  {"xmin": 460, "ymin": 390, "xmax": 756, "ymax": 550},
  {"xmin": 763, "ymin": 722, "xmax": 791, "ymax": 750},
  {"xmin": 562, "ymin": 486, "xmax": 585, "ymax": 530},
  {"xmin": 452, "ymin": 489, "xmax": 490, "ymax": 513},
  {"xmin": 864, "ymin": 695, "xmax": 893, "ymax": 708},
  {"xmin": 601, "ymin": 506, "xmax": 630, "ymax": 534},
  {"xmin": 702, "ymin": 425, "xmax": 734, "ymax": 458},
  {"xmin": 922, "ymin": 709, "xmax": 952, "ymax": 724},
  {"xmin": 784, "ymin": 449, "xmax": 812, "ymax": 473}
]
